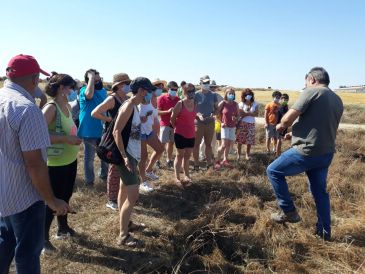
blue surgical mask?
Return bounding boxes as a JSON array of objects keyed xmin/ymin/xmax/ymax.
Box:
[
  {"xmin": 227, "ymin": 94, "xmax": 235, "ymax": 101},
  {"xmin": 67, "ymin": 90, "xmax": 78, "ymax": 102},
  {"xmin": 144, "ymin": 92, "xmax": 153, "ymax": 102},
  {"xmin": 122, "ymin": 85, "xmax": 130, "ymax": 94},
  {"xmin": 154, "ymin": 88, "xmax": 162, "ymax": 97},
  {"xmin": 168, "ymin": 89, "xmax": 177, "ymax": 97},
  {"xmin": 202, "ymin": 84, "xmax": 210, "ymax": 90}
]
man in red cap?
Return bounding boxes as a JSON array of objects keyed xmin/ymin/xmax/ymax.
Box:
[{"xmin": 0, "ymin": 54, "xmax": 71, "ymax": 274}]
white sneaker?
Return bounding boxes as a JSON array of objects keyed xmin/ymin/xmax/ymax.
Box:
[
  {"xmin": 106, "ymin": 200, "xmax": 118, "ymax": 211},
  {"xmin": 145, "ymin": 171, "xmax": 159, "ymax": 180},
  {"xmin": 139, "ymin": 182, "xmax": 154, "ymax": 193}
]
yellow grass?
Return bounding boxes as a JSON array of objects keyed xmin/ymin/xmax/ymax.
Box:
[{"xmin": 218, "ymin": 89, "xmax": 365, "ymax": 105}]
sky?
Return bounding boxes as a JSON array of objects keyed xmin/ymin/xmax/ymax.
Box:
[{"xmin": 0, "ymin": 0, "xmax": 364, "ymax": 90}]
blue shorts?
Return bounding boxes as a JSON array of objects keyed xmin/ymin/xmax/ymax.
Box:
[{"xmin": 141, "ymin": 131, "xmax": 154, "ymax": 141}]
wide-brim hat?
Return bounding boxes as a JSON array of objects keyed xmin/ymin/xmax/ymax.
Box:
[
  {"xmin": 112, "ymin": 73, "xmax": 131, "ymax": 90},
  {"xmin": 200, "ymin": 75, "xmax": 210, "ymax": 84},
  {"xmin": 152, "ymin": 78, "xmax": 167, "ymax": 88}
]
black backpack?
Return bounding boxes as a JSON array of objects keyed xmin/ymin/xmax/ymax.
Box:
[{"xmin": 96, "ymin": 109, "xmax": 134, "ymax": 165}]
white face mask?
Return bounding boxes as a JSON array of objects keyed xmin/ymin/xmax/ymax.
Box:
[
  {"xmin": 245, "ymin": 95, "xmax": 252, "ymax": 101},
  {"xmin": 273, "ymin": 98, "xmax": 280, "ymax": 103}
]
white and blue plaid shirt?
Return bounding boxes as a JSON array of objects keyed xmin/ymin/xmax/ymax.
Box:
[{"xmin": 0, "ymin": 81, "xmax": 50, "ymax": 217}]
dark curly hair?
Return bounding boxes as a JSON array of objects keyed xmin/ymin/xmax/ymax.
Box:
[
  {"xmin": 45, "ymin": 72, "xmax": 75, "ymax": 97},
  {"xmin": 240, "ymin": 88, "xmax": 255, "ymax": 103}
]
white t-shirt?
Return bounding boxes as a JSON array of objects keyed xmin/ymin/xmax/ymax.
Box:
[
  {"xmin": 239, "ymin": 101, "xmax": 258, "ymax": 123},
  {"xmin": 138, "ymin": 102, "xmax": 158, "ymax": 135}
]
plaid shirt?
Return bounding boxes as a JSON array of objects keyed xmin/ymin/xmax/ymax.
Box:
[{"xmin": 0, "ymin": 81, "xmax": 50, "ymax": 217}]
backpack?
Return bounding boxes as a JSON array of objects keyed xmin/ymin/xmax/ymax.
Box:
[{"xmin": 96, "ymin": 108, "xmax": 134, "ymax": 165}]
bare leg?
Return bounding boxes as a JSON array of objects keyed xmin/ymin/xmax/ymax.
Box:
[
  {"xmin": 119, "ymin": 184, "xmax": 139, "ymax": 237},
  {"xmin": 167, "ymin": 141, "xmax": 174, "ymax": 162},
  {"xmin": 183, "ymin": 148, "xmax": 193, "ymax": 181},
  {"xmin": 138, "ymin": 140, "xmax": 148, "ymax": 182},
  {"xmin": 145, "ymin": 134, "xmax": 164, "ymax": 172},
  {"xmin": 174, "ymin": 148, "xmax": 184, "ymax": 183},
  {"xmin": 237, "ymin": 144, "xmax": 242, "ymax": 160},
  {"xmin": 246, "ymin": 144, "xmax": 252, "ymax": 160}
]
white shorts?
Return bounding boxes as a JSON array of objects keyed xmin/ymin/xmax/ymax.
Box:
[
  {"xmin": 160, "ymin": 126, "xmax": 174, "ymax": 143},
  {"xmin": 221, "ymin": 127, "xmax": 236, "ymax": 141}
]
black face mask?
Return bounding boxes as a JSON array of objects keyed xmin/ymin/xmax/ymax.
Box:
[{"xmin": 94, "ymin": 81, "xmax": 103, "ymax": 90}]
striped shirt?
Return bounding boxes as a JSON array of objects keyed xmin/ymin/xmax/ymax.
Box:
[{"xmin": 0, "ymin": 81, "xmax": 50, "ymax": 217}]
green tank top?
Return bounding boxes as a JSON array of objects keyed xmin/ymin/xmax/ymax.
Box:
[{"xmin": 47, "ymin": 102, "xmax": 79, "ymax": 166}]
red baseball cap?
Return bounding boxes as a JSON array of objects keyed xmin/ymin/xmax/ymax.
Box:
[{"xmin": 6, "ymin": 54, "xmax": 50, "ymax": 78}]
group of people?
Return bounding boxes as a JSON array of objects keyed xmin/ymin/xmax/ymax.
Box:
[{"xmin": 0, "ymin": 54, "xmax": 343, "ymax": 274}]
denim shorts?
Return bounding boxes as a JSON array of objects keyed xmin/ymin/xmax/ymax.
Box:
[{"xmin": 141, "ymin": 131, "xmax": 154, "ymax": 141}]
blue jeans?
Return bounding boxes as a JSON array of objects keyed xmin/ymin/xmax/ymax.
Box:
[
  {"xmin": 266, "ymin": 148, "xmax": 334, "ymax": 237},
  {"xmin": 0, "ymin": 201, "xmax": 45, "ymax": 274},
  {"xmin": 83, "ymin": 138, "xmax": 109, "ymax": 185}
]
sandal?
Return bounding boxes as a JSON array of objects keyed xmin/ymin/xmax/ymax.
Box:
[
  {"xmin": 128, "ymin": 221, "xmax": 146, "ymax": 232},
  {"xmin": 118, "ymin": 233, "xmax": 143, "ymax": 248}
]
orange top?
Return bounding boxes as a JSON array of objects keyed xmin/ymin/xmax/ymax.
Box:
[{"xmin": 265, "ymin": 101, "xmax": 280, "ymax": 125}]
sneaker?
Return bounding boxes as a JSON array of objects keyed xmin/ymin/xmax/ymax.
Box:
[
  {"xmin": 193, "ymin": 165, "xmax": 200, "ymax": 172},
  {"xmin": 271, "ymin": 210, "xmax": 301, "ymax": 223},
  {"xmin": 139, "ymin": 182, "xmax": 154, "ymax": 193},
  {"xmin": 145, "ymin": 171, "xmax": 159, "ymax": 180},
  {"xmin": 167, "ymin": 160, "xmax": 174, "ymax": 169},
  {"xmin": 106, "ymin": 200, "xmax": 118, "ymax": 211},
  {"xmin": 315, "ymin": 230, "xmax": 331, "ymax": 241},
  {"xmin": 42, "ymin": 240, "xmax": 57, "ymax": 255},
  {"xmin": 55, "ymin": 227, "xmax": 76, "ymax": 239}
]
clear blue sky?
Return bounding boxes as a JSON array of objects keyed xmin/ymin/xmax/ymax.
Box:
[{"xmin": 1, "ymin": 0, "xmax": 364, "ymax": 90}]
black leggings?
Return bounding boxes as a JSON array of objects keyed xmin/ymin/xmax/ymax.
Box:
[{"xmin": 45, "ymin": 160, "xmax": 77, "ymax": 240}]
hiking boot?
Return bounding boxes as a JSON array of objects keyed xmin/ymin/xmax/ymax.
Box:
[
  {"xmin": 42, "ymin": 240, "xmax": 57, "ymax": 255},
  {"xmin": 145, "ymin": 171, "xmax": 159, "ymax": 180},
  {"xmin": 106, "ymin": 200, "xmax": 118, "ymax": 211},
  {"xmin": 139, "ymin": 182, "xmax": 154, "ymax": 193},
  {"xmin": 271, "ymin": 209, "xmax": 301, "ymax": 223}
]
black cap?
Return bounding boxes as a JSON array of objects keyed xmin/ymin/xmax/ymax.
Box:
[{"xmin": 130, "ymin": 77, "xmax": 156, "ymax": 93}]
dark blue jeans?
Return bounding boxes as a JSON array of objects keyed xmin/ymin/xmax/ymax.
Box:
[
  {"xmin": 267, "ymin": 148, "xmax": 334, "ymax": 237},
  {"xmin": 0, "ymin": 201, "xmax": 45, "ymax": 274}
]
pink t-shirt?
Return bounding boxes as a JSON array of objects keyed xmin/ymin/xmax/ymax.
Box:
[
  {"xmin": 157, "ymin": 94, "xmax": 180, "ymax": 126},
  {"xmin": 221, "ymin": 101, "xmax": 238, "ymax": 127},
  {"xmin": 175, "ymin": 101, "xmax": 197, "ymax": 139}
]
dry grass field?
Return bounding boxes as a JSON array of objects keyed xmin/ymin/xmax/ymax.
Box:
[
  {"xmin": 1, "ymin": 80, "xmax": 364, "ymax": 273},
  {"xmin": 35, "ymin": 126, "xmax": 365, "ymax": 274}
]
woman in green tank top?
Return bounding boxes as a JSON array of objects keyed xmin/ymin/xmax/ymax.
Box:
[{"xmin": 41, "ymin": 73, "xmax": 82, "ymax": 254}]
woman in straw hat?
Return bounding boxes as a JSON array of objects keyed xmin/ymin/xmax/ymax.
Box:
[{"xmin": 91, "ymin": 73, "xmax": 131, "ymax": 211}]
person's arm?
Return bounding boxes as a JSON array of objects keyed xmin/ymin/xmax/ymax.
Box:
[
  {"xmin": 276, "ymin": 109, "xmax": 301, "ymax": 132},
  {"xmin": 84, "ymin": 71, "xmax": 95, "ymax": 100},
  {"xmin": 170, "ymin": 101, "xmax": 182, "ymax": 128},
  {"xmin": 113, "ymin": 102, "xmax": 134, "ymax": 171},
  {"xmin": 42, "ymin": 104, "xmax": 81, "ymax": 145},
  {"xmin": 91, "ymin": 96, "xmax": 115, "ymax": 123},
  {"xmin": 39, "ymin": 93, "xmax": 47, "ymax": 109},
  {"xmin": 251, "ymin": 103, "xmax": 259, "ymax": 117},
  {"xmin": 22, "ymin": 150, "xmax": 71, "ymax": 215},
  {"xmin": 264, "ymin": 106, "xmax": 270, "ymax": 128}
]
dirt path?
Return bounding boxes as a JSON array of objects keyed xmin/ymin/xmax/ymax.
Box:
[{"xmin": 255, "ymin": 117, "xmax": 365, "ymax": 130}]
